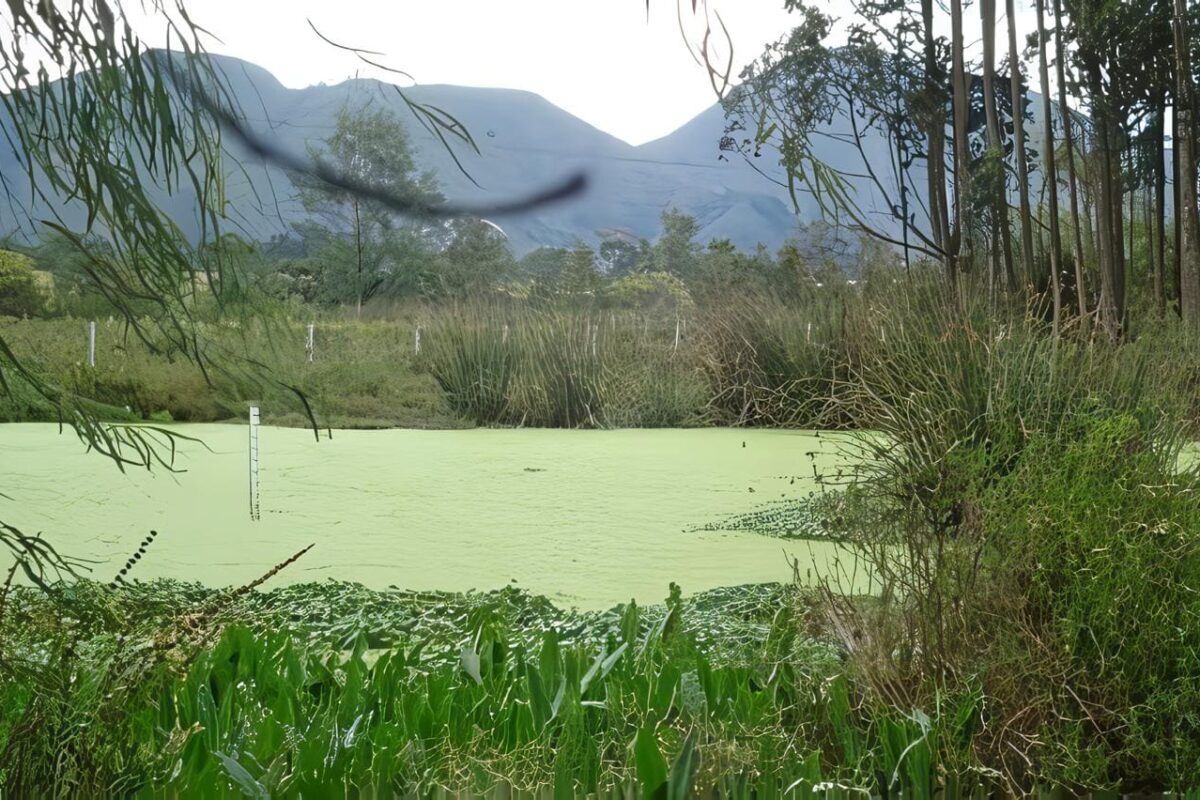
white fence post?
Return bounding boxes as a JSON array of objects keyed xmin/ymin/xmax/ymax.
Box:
[
  {"xmin": 87, "ymin": 320, "xmax": 96, "ymax": 368},
  {"xmin": 248, "ymin": 406, "xmax": 261, "ymax": 521},
  {"xmin": 306, "ymin": 323, "xmax": 315, "ymax": 363},
  {"xmin": 673, "ymin": 316, "xmax": 681, "ymax": 353},
  {"xmin": 414, "ymin": 326, "xmax": 422, "ymax": 355}
]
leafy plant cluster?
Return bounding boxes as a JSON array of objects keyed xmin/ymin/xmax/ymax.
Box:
[
  {"xmin": 0, "ymin": 575, "xmax": 1003, "ymax": 797},
  {"xmin": 796, "ymin": 278, "xmax": 1200, "ymax": 792}
]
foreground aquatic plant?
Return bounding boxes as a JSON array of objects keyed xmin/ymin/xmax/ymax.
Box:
[{"xmin": 0, "ymin": 578, "xmax": 1004, "ymax": 796}]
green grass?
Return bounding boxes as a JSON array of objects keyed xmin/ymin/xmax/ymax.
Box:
[
  {"xmin": 0, "ymin": 292, "xmax": 849, "ymax": 431},
  {"xmin": 0, "ymin": 315, "xmax": 462, "ymax": 429}
]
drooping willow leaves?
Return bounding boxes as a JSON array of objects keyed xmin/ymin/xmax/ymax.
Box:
[{"xmin": 0, "ymin": 1, "xmax": 242, "ymax": 580}]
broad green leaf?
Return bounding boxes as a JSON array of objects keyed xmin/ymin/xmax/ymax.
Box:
[
  {"xmin": 213, "ymin": 751, "xmax": 268, "ymax": 799},
  {"xmin": 633, "ymin": 725, "xmax": 668, "ymax": 797},
  {"xmin": 460, "ymin": 646, "xmax": 482, "ymax": 685},
  {"xmin": 667, "ymin": 728, "xmax": 700, "ymax": 800}
]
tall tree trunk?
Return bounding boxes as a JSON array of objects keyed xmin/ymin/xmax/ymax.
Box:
[
  {"xmin": 1089, "ymin": 67, "xmax": 1121, "ymax": 337},
  {"xmin": 951, "ymin": 0, "xmax": 971, "ymax": 276},
  {"xmin": 1007, "ymin": 0, "xmax": 1037, "ymax": 291},
  {"xmin": 1036, "ymin": 0, "xmax": 1062, "ymax": 333},
  {"xmin": 1108, "ymin": 119, "xmax": 1128, "ymax": 330},
  {"xmin": 1130, "ymin": 151, "xmax": 1136, "ymax": 272},
  {"xmin": 922, "ymin": 0, "xmax": 953, "ymax": 281},
  {"xmin": 1174, "ymin": 0, "xmax": 1200, "ymax": 324},
  {"xmin": 1148, "ymin": 183, "xmax": 1156, "ymax": 305},
  {"xmin": 353, "ymin": 197, "xmax": 364, "ymax": 320},
  {"xmin": 1176, "ymin": 108, "xmax": 1184, "ymax": 311},
  {"xmin": 982, "ymin": 0, "xmax": 1017, "ymax": 291},
  {"xmin": 1153, "ymin": 97, "xmax": 1167, "ymax": 316},
  {"xmin": 894, "ymin": 46, "xmax": 912, "ymax": 275},
  {"xmin": 1054, "ymin": 0, "xmax": 1088, "ymax": 323}
]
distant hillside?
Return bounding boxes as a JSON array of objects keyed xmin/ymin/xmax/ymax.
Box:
[{"xmin": 0, "ymin": 53, "xmax": 1085, "ymax": 260}]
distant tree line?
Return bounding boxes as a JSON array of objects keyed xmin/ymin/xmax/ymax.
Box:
[{"xmin": 2, "ymin": 104, "xmax": 878, "ymax": 320}]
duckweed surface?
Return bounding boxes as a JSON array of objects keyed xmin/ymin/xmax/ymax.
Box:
[{"xmin": 0, "ymin": 424, "xmax": 847, "ymax": 608}]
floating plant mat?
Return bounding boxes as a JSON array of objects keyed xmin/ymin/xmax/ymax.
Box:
[
  {"xmin": 7, "ymin": 578, "xmax": 836, "ymax": 669},
  {"xmin": 688, "ymin": 492, "xmax": 851, "ymax": 542},
  {"xmin": 0, "ymin": 423, "xmax": 855, "ymax": 609}
]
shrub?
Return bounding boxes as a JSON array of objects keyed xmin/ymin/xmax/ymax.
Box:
[
  {"xmin": 819, "ymin": 281, "xmax": 1200, "ymax": 791},
  {"xmin": 693, "ymin": 295, "xmax": 841, "ymax": 427},
  {"xmin": 422, "ymin": 309, "xmax": 516, "ymax": 424},
  {"xmin": 0, "ymin": 250, "xmax": 45, "ymax": 318},
  {"xmin": 603, "ymin": 271, "xmax": 693, "ymax": 315}
]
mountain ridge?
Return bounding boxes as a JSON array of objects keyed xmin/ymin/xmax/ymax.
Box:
[{"xmin": 1, "ymin": 52, "xmax": 815, "ymax": 257}]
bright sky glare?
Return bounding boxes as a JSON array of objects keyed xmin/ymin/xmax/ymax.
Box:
[
  {"xmin": 125, "ymin": 1, "xmax": 1045, "ymax": 145},
  {"xmin": 146, "ymin": 1, "xmax": 800, "ymax": 146}
]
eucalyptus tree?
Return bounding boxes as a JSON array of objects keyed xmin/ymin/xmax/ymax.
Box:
[
  {"xmin": 920, "ymin": 0, "xmax": 953, "ymax": 271},
  {"xmin": 1006, "ymin": 0, "xmax": 1037, "ymax": 288},
  {"xmin": 842, "ymin": 0, "xmax": 936, "ymax": 272},
  {"xmin": 1065, "ymin": 0, "xmax": 1175, "ymax": 333},
  {"xmin": 295, "ymin": 106, "xmax": 443, "ymax": 316},
  {"xmin": 1035, "ymin": 0, "xmax": 1064, "ymax": 332},
  {"xmin": 1174, "ymin": 0, "xmax": 1200, "ymax": 323},
  {"xmin": 950, "ymin": 0, "xmax": 972, "ymax": 281},
  {"xmin": 1053, "ymin": 0, "xmax": 1090, "ymax": 322},
  {"xmin": 724, "ymin": 2, "xmax": 947, "ymax": 274},
  {"xmin": 722, "ymin": 0, "xmax": 1200, "ymax": 339},
  {"xmin": 981, "ymin": 0, "xmax": 1018, "ymax": 291}
]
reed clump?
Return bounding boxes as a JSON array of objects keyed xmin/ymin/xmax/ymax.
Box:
[{"xmin": 810, "ymin": 274, "xmax": 1200, "ymax": 792}]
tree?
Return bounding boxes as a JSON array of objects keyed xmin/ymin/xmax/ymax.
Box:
[
  {"xmin": 1036, "ymin": 0, "xmax": 1063, "ymax": 332},
  {"xmin": 1174, "ymin": 0, "xmax": 1200, "ymax": 324},
  {"xmin": 726, "ymin": 0, "xmax": 1193, "ymax": 340},
  {"xmin": 950, "ymin": 0, "xmax": 971, "ymax": 283},
  {"xmin": 1006, "ymin": 0, "xmax": 1036, "ymax": 288},
  {"xmin": 296, "ymin": 106, "xmax": 442, "ymax": 316},
  {"xmin": 598, "ymin": 235, "xmax": 649, "ymax": 276},
  {"xmin": 519, "ymin": 247, "xmax": 572, "ymax": 284},
  {"xmin": 921, "ymin": 0, "xmax": 952, "ymax": 270},
  {"xmin": 981, "ymin": 0, "xmax": 1017, "ymax": 290},
  {"xmin": 651, "ymin": 210, "xmax": 702, "ymax": 277},
  {"xmin": 432, "ymin": 219, "xmax": 515, "ymax": 297},
  {"xmin": 0, "ymin": 250, "xmax": 44, "ymax": 318},
  {"xmin": 562, "ymin": 243, "xmax": 602, "ymax": 295}
]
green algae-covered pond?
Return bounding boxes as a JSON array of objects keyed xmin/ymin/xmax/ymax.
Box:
[{"xmin": 0, "ymin": 424, "xmax": 847, "ymax": 609}]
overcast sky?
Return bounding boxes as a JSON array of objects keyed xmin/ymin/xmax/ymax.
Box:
[
  {"xmin": 141, "ymin": 1, "xmax": 799, "ymax": 146},
  {"xmin": 125, "ymin": 1, "xmax": 1045, "ymax": 145}
]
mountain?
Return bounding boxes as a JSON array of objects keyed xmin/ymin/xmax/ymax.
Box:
[
  {"xmin": 0, "ymin": 53, "xmax": 1077, "ymax": 259},
  {"xmin": 0, "ymin": 53, "xmax": 822, "ymax": 256}
]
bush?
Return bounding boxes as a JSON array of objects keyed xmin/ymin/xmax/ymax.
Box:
[
  {"xmin": 818, "ymin": 281, "xmax": 1200, "ymax": 791},
  {"xmin": 421, "ymin": 303, "xmax": 710, "ymax": 428},
  {"xmin": 693, "ymin": 295, "xmax": 841, "ymax": 427},
  {"xmin": 422, "ymin": 308, "xmax": 517, "ymax": 424},
  {"xmin": 603, "ymin": 270, "xmax": 693, "ymax": 315},
  {"xmin": 0, "ymin": 250, "xmax": 45, "ymax": 318},
  {"xmin": 979, "ymin": 411, "xmax": 1200, "ymax": 788}
]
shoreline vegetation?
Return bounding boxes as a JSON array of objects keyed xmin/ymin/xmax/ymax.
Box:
[
  {"xmin": 6, "ymin": 272, "xmax": 1200, "ymax": 794},
  {"xmin": 0, "ymin": 290, "xmax": 846, "ymax": 432}
]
